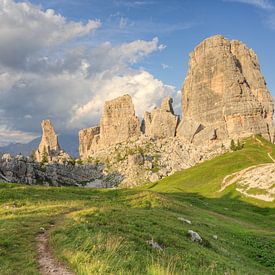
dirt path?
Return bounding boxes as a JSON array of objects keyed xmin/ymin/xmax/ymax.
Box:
[{"xmin": 36, "ymin": 227, "xmax": 74, "ymax": 275}]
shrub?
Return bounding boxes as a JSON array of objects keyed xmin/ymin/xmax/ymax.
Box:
[
  {"xmin": 231, "ymin": 139, "xmax": 244, "ymax": 151},
  {"xmin": 41, "ymin": 146, "xmax": 49, "ymax": 165}
]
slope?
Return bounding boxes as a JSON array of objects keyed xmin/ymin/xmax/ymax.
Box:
[{"xmin": 0, "ymin": 136, "xmax": 274, "ymax": 274}]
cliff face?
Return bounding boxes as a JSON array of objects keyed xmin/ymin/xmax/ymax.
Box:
[
  {"xmin": 177, "ymin": 35, "xmax": 274, "ymax": 145},
  {"xmin": 99, "ymin": 95, "xmax": 141, "ymax": 147},
  {"xmin": 0, "ymin": 153, "xmax": 121, "ymax": 187},
  {"xmin": 79, "ymin": 95, "xmax": 141, "ymax": 159},
  {"xmin": 79, "ymin": 127, "xmax": 100, "ymax": 159},
  {"xmin": 143, "ymin": 97, "xmax": 179, "ymax": 139}
]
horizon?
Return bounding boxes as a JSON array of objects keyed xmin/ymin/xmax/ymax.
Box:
[{"xmin": 1, "ymin": 0, "xmax": 275, "ymax": 146}]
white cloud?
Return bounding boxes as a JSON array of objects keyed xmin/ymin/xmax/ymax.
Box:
[
  {"xmin": 0, "ymin": 0, "xmax": 100, "ymax": 68},
  {"xmin": 161, "ymin": 63, "xmax": 171, "ymax": 70},
  {"xmin": 70, "ymin": 70, "xmax": 176, "ymax": 127},
  {"xmin": 0, "ymin": 0, "xmax": 178, "ymax": 144},
  {"xmin": 224, "ymin": 0, "xmax": 274, "ymax": 10},
  {"xmin": 224, "ymin": 0, "xmax": 275, "ymax": 29},
  {"xmin": 0, "ymin": 125, "xmax": 37, "ymax": 146}
]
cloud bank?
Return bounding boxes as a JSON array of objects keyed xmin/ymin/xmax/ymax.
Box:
[{"xmin": 0, "ymin": 0, "xmax": 177, "ymax": 145}]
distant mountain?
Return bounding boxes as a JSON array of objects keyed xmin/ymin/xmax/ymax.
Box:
[
  {"xmin": 0, "ymin": 135, "xmax": 79, "ymax": 157},
  {"xmin": 0, "ymin": 137, "xmax": 40, "ymax": 157},
  {"xmin": 58, "ymin": 134, "xmax": 79, "ymax": 157}
]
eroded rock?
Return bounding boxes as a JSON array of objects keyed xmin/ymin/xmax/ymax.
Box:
[
  {"xmin": 35, "ymin": 120, "xmax": 61, "ymax": 162},
  {"xmin": 143, "ymin": 97, "xmax": 179, "ymax": 138},
  {"xmin": 177, "ymin": 35, "xmax": 275, "ymax": 145},
  {"xmin": 187, "ymin": 230, "xmax": 202, "ymax": 242}
]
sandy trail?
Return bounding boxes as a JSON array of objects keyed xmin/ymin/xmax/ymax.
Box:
[{"xmin": 36, "ymin": 227, "xmax": 74, "ymax": 275}]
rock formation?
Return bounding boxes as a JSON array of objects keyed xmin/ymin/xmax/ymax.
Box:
[
  {"xmin": 99, "ymin": 94, "xmax": 141, "ymax": 146},
  {"xmin": 35, "ymin": 120, "xmax": 61, "ymax": 162},
  {"xmin": 79, "ymin": 95, "xmax": 141, "ymax": 158},
  {"xmin": 4, "ymin": 34, "xmax": 272, "ymax": 188},
  {"xmin": 79, "ymin": 127, "xmax": 100, "ymax": 159},
  {"xmin": 143, "ymin": 97, "xmax": 179, "ymax": 138},
  {"xmin": 177, "ymin": 35, "xmax": 275, "ymax": 145},
  {"xmin": 0, "ymin": 153, "xmax": 121, "ymax": 187}
]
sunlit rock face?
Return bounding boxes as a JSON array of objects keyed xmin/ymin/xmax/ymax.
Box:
[
  {"xmin": 143, "ymin": 96, "xmax": 179, "ymax": 139},
  {"xmin": 177, "ymin": 35, "xmax": 275, "ymax": 145},
  {"xmin": 35, "ymin": 119, "xmax": 61, "ymax": 162},
  {"xmin": 79, "ymin": 126, "xmax": 100, "ymax": 159},
  {"xmin": 79, "ymin": 94, "xmax": 141, "ymax": 159},
  {"xmin": 99, "ymin": 94, "xmax": 141, "ymax": 147}
]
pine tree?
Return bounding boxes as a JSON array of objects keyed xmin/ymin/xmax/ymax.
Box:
[
  {"xmin": 230, "ymin": 139, "xmax": 236, "ymax": 151},
  {"xmin": 41, "ymin": 146, "xmax": 49, "ymax": 165},
  {"xmin": 236, "ymin": 139, "xmax": 243, "ymax": 150}
]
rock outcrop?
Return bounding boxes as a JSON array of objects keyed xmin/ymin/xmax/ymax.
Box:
[
  {"xmin": 177, "ymin": 35, "xmax": 275, "ymax": 145},
  {"xmin": 35, "ymin": 120, "xmax": 61, "ymax": 162},
  {"xmin": 35, "ymin": 119, "xmax": 71, "ymax": 163},
  {"xmin": 99, "ymin": 94, "xmax": 141, "ymax": 147},
  {"xmin": 80, "ymin": 95, "xmax": 141, "ymax": 158},
  {"xmin": 143, "ymin": 97, "xmax": 179, "ymax": 138},
  {"xmin": 0, "ymin": 154, "xmax": 121, "ymax": 187},
  {"xmin": 79, "ymin": 127, "xmax": 100, "ymax": 159}
]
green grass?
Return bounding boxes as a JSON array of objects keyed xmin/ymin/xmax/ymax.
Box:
[
  {"xmin": 0, "ymin": 136, "xmax": 274, "ymax": 274},
  {"xmin": 147, "ymin": 136, "xmax": 275, "ymax": 198}
]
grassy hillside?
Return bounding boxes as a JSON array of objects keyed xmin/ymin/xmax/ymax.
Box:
[
  {"xmin": 148, "ymin": 136, "xmax": 275, "ymax": 198},
  {"xmin": 0, "ymin": 136, "xmax": 274, "ymax": 274}
]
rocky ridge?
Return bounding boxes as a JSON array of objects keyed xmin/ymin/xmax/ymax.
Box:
[
  {"xmin": 0, "ymin": 153, "xmax": 120, "ymax": 187},
  {"xmin": 77, "ymin": 35, "xmax": 274, "ymax": 186}
]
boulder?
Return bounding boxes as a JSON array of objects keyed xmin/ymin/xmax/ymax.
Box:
[
  {"xmin": 177, "ymin": 35, "xmax": 275, "ymax": 144},
  {"xmin": 2, "ymin": 153, "xmax": 12, "ymax": 162},
  {"xmin": 187, "ymin": 230, "xmax": 202, "ymax": 242}
]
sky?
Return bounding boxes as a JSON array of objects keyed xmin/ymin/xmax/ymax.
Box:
[{"xmin": 0, "ymin": 0, "xmax": 275, "ymax": 146}]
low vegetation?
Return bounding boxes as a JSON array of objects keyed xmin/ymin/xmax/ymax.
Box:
[{"xmin": 0, "ymin": 136, "xmax": 274, "ymax": 274}]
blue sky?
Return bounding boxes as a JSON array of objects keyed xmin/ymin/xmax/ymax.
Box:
[
  {"xmin": 0, "ymin": 0, "xmax": 275, "ymax": 145},
  {"xmin": 28, "ymin": 0, "xmax": 275, "ymax": 93}
]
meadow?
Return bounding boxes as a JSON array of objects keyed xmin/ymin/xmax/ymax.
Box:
[{"xmin": 0, "ymin": 136, "xmax": 274, "ymax": 274}]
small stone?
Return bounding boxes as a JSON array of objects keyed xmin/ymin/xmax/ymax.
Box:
[
  {"xmin": 213, "ymin": 235, "xmax": 218, "ymax": 240},
  {"xmin": 2, "ymin": 153, "xmax": 12, "ymax": 162},
  {"xmin": 187, "ymin": 230, "xmax": 202, "ymax": 242},
  {"xmin": 147, "ymin": 239, "xmax": 163, "ymax": 251},
  {"xmin": 178, "ymin": 217, "xmax": 192, "ymax": 224}
]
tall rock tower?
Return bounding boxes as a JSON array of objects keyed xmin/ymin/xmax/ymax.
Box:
[
  {"xmin": 79, "ymin": 94, "xmax": 141, "ymax": 159},
  {"xmin": 177, "ymin": 35, "xmax": 274, "ymax": 144},
  {"xmin": 35, "ymin": 119, "xmax": 61, "ymax": 162}
]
